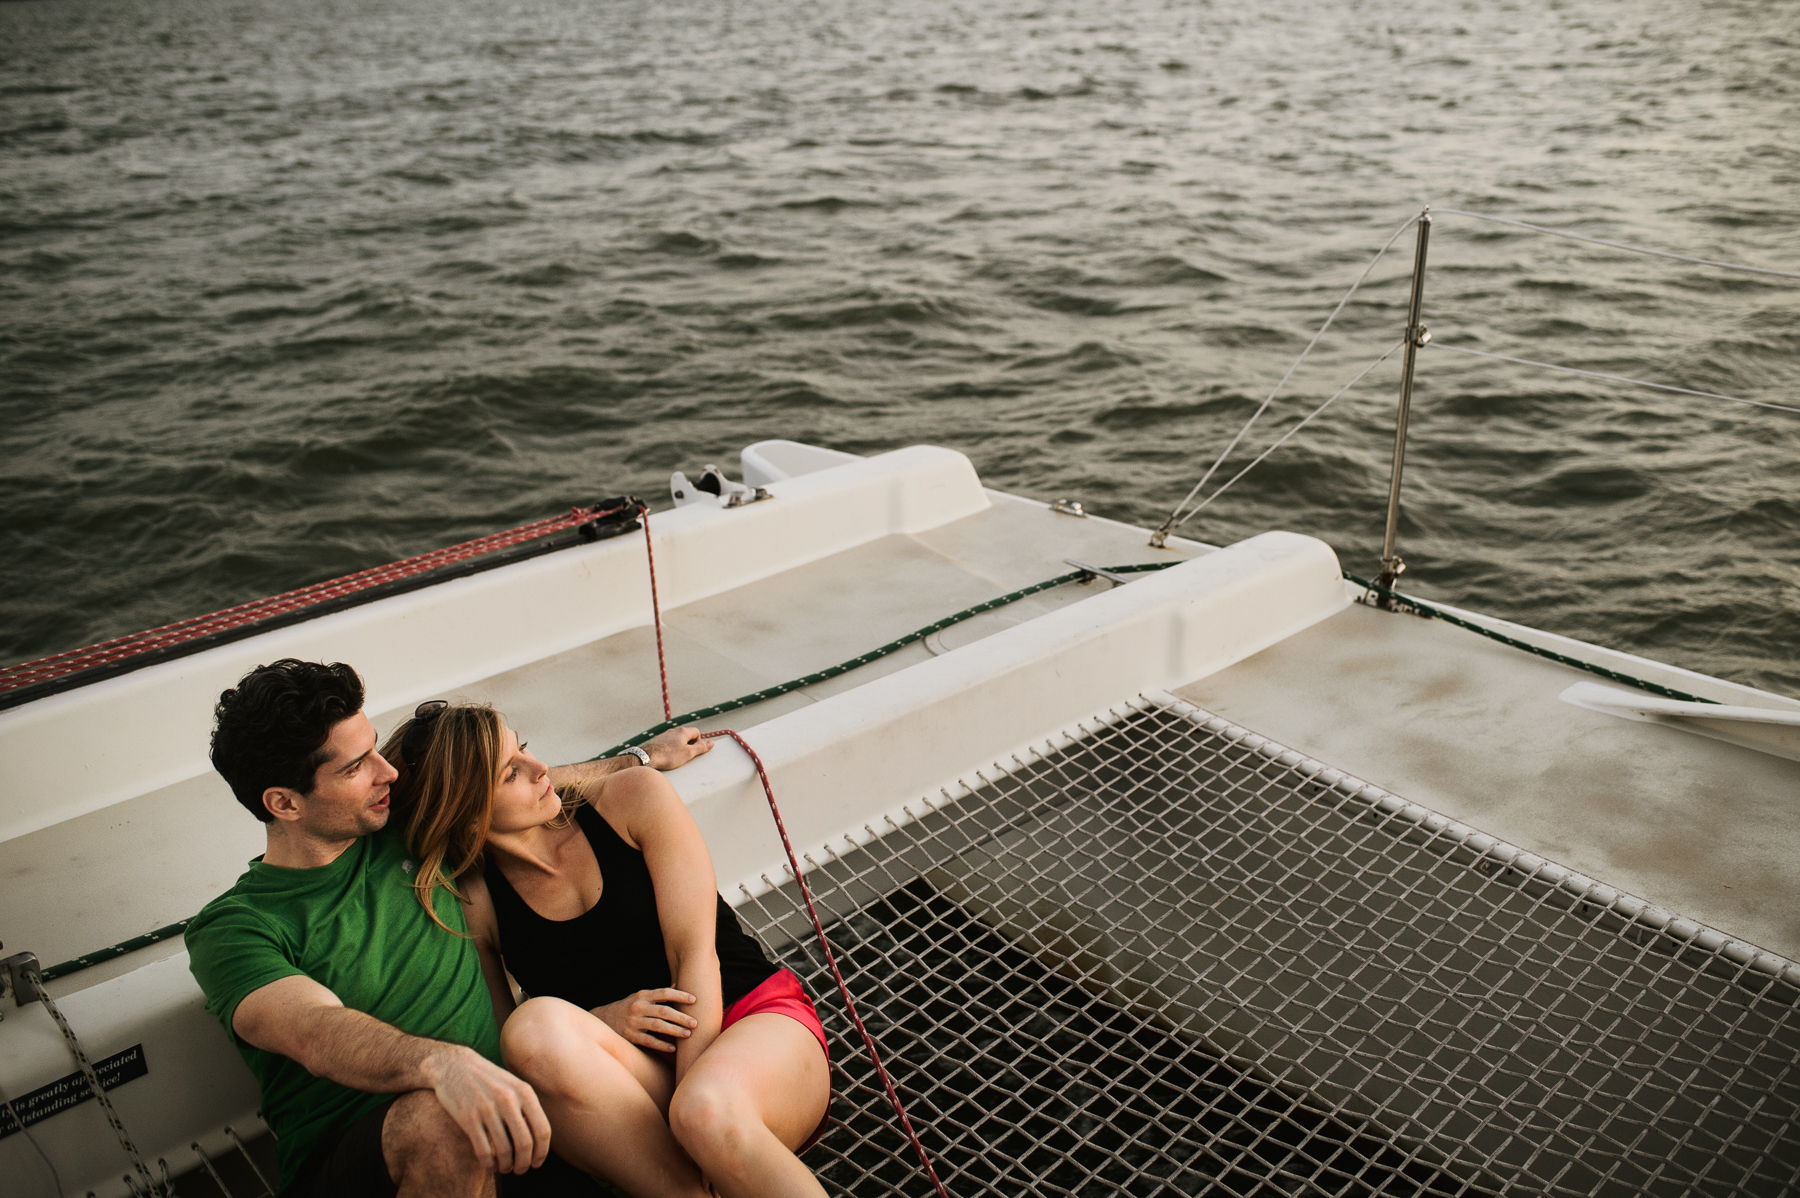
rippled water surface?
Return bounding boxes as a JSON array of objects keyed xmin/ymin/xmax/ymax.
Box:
[{"xmin": 3, "ymin": 0, "xmax": 1797, "ymax": 692}]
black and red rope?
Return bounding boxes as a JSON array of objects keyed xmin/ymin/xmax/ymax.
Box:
[
  {"xmin": 636, "ymin": 505, "xmax": 952, "ymax": 1198},
  {"xmin": 0, "ymin": 501, "xmax": 637, "ymax": 698}
]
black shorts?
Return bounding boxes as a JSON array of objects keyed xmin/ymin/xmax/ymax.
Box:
[
  {"xmin": 283, "ymin": 1099, "xmax": 397, "ymax": 1198},
  {"xmin": 283, "ymin": 1098, "xmax": 615, "ymax": 1198}
]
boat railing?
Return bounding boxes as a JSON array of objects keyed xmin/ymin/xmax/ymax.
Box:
[{"xmin": 1148, "ymin": 206, "xmax": 1800, "ymax": 605}]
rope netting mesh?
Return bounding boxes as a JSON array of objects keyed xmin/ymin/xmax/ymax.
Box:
[{"xmin": 734, "ymin": 698, "xmax": 1800, "ymax": 1197}]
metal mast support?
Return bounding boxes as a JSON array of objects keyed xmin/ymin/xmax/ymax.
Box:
[{"xmin": 1375, "ymin": 209, "xmax": 1433, "ymax": 604}]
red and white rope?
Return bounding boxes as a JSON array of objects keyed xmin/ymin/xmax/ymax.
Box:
[
  {"xmin": 639, "ymin": 504, "xmax": 674, "ymax": 724},
  {"xmin": 0, "ymin": 503, "xmax": 630, "ymax": 695},
  {"xmin": 636, "ymin": 505, "xmax": 950, "ymax": 1196},
  {"xmin": 701, "ymin": 727, "xmax": 952, "ymax": 1198}
]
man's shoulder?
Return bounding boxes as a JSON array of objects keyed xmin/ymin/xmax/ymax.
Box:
[{"xmin": 186, "ymin": 876, "xmax": 282, "ymax": 951}]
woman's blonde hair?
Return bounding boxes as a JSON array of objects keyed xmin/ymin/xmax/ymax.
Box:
[{"xmin": 382, "ymin": 704, "xmax": 505, "ymax": 935}]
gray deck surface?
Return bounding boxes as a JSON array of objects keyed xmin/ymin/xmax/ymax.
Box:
[{"xmin": 1178, "ymin": 600, "xmax": 1800, "ymax": 963}]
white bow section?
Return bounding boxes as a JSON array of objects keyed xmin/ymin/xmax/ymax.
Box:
[{"xmin": 669, "ymin": 530, "xmax": 1352, "ymax": 900}]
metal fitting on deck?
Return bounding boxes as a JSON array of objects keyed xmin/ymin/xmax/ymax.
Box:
[{"xmin": 0, "ymin": 946, "xmax": 44, "ymax": 1009}]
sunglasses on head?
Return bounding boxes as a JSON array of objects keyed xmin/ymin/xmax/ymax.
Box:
[{"xmin": 400, "ymin": 700, "xmax": 448, "ymax": 764}]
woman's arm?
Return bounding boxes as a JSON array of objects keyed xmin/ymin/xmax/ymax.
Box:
[
  {"xmin": 461, "ymin": 872, "xmax": 520, "ymax": 1027},
  {"xmin": 602, "ymin": 767, "xmax": 725, "ymax": 1084},
  {"xmin": 550, "ymin": 727, "xmax": 713, "ymax": 799}
]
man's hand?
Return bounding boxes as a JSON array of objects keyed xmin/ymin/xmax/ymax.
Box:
[
  {"xmin": 233, "ymin": 975, "xmax": 551, "ymax": 1174},
  {"xmin": 418, "ymin": 1043, "xmax": 552, "ymax": 1174},
  {"xmin": 591, "ymin": 987, "xmax": 698, "ymax": 1052},
  {"xmin": 643, "ymin": 726, "xmax": 712, "ymax": 771}
]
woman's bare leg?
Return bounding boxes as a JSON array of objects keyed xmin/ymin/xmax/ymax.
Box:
[
  {"xmin": 668, "ymin": 1014, "xmax": 830, "ymax": 1198},
  {"xmin": 503, "ymin": 997, "xmax": 709, "ymax": 1197}
]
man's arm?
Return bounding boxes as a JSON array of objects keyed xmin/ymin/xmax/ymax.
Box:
[
  {"xmin": 232, "ymin": 975, "xmax": 550, "ymax": 1175},
  {"xmin": 550, "ymin": 725, "xmax": 712, "ymax": 798}
]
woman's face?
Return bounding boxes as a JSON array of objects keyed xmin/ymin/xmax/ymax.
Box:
[{"xmin": 489, "ymin": 723, "xmax": 559, "ymax": 835}]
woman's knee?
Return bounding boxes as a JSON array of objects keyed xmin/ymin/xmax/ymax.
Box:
[
  {"xmin": 501, "ymin": 997, "xmax": 589, "ymax": 1075},
  {"xmin": 669, "ymin": 1076, "xmax": 755, "ymax": 1161}
]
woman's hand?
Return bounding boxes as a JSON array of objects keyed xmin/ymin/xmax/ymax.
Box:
[
  {"xmin": 644, "ymin": 726, "xmax": 712, "ymax": 770},
  {"xmin": 591, "ymin": 987, "xmax": 699, "ymax": 1052}
]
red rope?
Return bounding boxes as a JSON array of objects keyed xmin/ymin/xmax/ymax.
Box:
[
  {"xmin": 703, "ymin": 726, "xmax": 952, "ymax": 1198},
  {"xmin": 639, "ymin": 504, "xmax": 673, "ymax": 723},
  {"xmin": 0, "ymin": 502, "xmax": 632, "ymax": 696},
  {"xmin": 636, "ymin": 506, "xmax": 949, "ymax": 1197}
]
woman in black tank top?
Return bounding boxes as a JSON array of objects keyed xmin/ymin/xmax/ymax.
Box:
[
  {"xmin": 388, "ymin": 704, "xmax": 830, "ymax": 1198},
  {"xmin": 481, "ymin": 802, "xmax": 781, "ymax": 1016}
]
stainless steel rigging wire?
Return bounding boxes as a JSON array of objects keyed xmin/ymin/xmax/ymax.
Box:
[
  {"xmin": 1163, "ymin": 340, "xmax": 1405, "ymax": 528},
  {"xmin": 1152, "ymin": 204, "xmax": 1796, "ymax": 548},
  {"xmin": 1149, "ymin": 213, "xmax": 1423, "ymax": 547},
  {"xmin": 1427, "ymin": 342, "xmax": 1800, "ymax": 416},
  {"xmin": 1433, "ymin": 208, "xmax": 1800, "ymax": 281}
]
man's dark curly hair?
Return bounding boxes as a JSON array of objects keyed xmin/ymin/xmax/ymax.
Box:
[{"xmin": 211, "ymin": 659, "xmax": 366, "ymax": 821}]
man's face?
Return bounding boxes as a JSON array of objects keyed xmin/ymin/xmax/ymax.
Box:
[{"xmin": 279, "ymin": 711, "xmax": 399, "ymax": 841}]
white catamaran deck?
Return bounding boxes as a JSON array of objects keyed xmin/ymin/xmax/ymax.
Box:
[{"xmin": 2, "ymin": 443, "xmax": 1795, "ymax": 1197}]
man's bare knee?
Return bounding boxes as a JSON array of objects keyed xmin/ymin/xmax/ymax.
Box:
[{"xmin": 383, "ymin": 1090, "xmax": 490, "ymax": 1197}]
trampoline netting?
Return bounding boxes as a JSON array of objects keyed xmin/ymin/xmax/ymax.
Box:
[{"xmin": 732, "ymin": 698, "xmax": 1800, "ymax": 1197}]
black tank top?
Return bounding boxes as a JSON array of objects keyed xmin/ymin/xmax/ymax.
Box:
[{"xmin": 484, "ymin": 802, "xmax": 776, "ymax": 1012}]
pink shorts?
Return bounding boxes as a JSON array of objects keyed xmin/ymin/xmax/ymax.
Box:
[
  {"xmin": 722, "ymin": 968, "xmax": 830, "ymax": 1060},
  {"xmin": 721, "ymin": 969, "xmax": 832, "ymax": 1153}
]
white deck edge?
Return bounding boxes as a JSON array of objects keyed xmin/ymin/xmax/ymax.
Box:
[{"xmin": 1, "ymin": 953, "xmax": 262, "ymax": 1198}]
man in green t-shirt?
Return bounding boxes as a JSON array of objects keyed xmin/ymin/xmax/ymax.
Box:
[{"xmin": 185, "ymin": 659, "xmax": 707, "ymax": 1197}]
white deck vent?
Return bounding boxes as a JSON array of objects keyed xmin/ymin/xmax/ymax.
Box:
[{"xmin": 736, "ymin": 699, "xmax": 1798, "ymax": 1196}]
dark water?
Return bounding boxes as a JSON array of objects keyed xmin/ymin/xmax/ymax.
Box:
[{"xmin": 3, "ymin": 0, "xmax": 1797, "ymax": 693}]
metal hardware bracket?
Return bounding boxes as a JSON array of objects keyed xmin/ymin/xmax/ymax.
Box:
[
  {"xmin": 724, "ymin": 486, "xmax": 773, "ymax": 508},
  {"xmin": 1063, "ymin": 558, "xmax": 1134, "ymax": 586},
  {"xmin": 1, "ymin": 947, "xmax": 45, "ymax": 1008}
]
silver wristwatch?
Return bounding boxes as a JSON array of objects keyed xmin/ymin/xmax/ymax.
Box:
[{"xmin": 619, "ymin": 745, "xmax": 652, "ymax": 767}]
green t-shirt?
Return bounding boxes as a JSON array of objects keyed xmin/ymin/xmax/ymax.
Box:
[{"xmin": 186, "ymin": 824, "xmax": 502, "ymax": 1189}]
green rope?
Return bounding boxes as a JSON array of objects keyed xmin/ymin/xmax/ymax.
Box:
[
  {"xmin": 593, "ymin": 561, "xmax": 1181, "ymax": 760},
  {"xmin": 1344, "ymin": 571, "xmax": 1719, "ymax": 706},
  {"xmin": 40, "ymin": 919, "xmax": 192, "ymax": 983}
]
